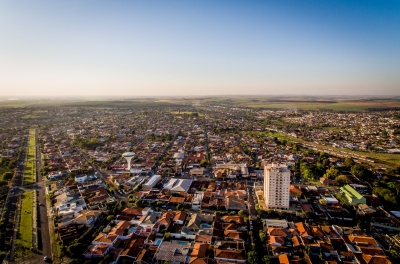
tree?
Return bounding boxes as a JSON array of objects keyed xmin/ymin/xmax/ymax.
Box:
[
  {"xmin": 262, "ymin": 255, "xmax": 271, "ymax": 264},
  {"xmin": 107, "ymin": 215, "xmax": 114, "ymax": 221},
  {"xmin": 303, "ymin": 169, "xmax": 315, "ymax": 183},
  {"xmin": 324, "ymin": 166, "xmax": 340, "ymax": 179},
  {"xmin": 387, "ymin": 249, "xmax": 400, "ymax": 260},
  {"xmin": 134, "ymin": 199, "xmax": 142, "ymax": 208},
  {"xmin": 2, "ymin": 171, "xmax": 13, "ymax": 181},
  {"xmin": 319, "ymin": 199, "xmax": 327, "ymax": 205},
  {"xmin": 343, "ymin": 158, "xmax": 355, "ymax": 170},
  {"xmin": 388, "ymin": 182, "xmax": 400, "ymax": 196},
  {"xmin": 336, "ymin": 175, "xmax": 351, "ymax": 186},
  {"xmin": 247, "ymin": 251, "xmax": 258, "ymax": 264},
  {"xmin": 259, "ymin": 230, "xmax": 266, "ymax": 242},
  {"xmin": 351, "ymin": 164, "xmax": 368, "ymax": 179},
  {"xmin": 315, "ymin": 163, "xmax": 326, "ymax": 176}
]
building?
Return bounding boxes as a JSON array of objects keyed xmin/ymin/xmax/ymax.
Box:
[
  {"xmin": 264, "ymin": 163, "xmax": 290, "ymax": 209},
  {"xmin": 142, "ymin": 174, "xmax": 161, "ymax": 190},
  {"xmin": 163, "ymin": 178, "xmax": 193, "ymax": 193},
  {"xmin": 340, "ymin": 184, "xmax": 366, "ymax": 206},
  {"xmin": 75, "ymin": 175, "xmax": 87, "ymax": 183}
]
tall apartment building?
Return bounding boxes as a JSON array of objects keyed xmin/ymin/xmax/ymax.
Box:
[{"xmin": 264, "ymin": 163, "xmax": 291, "ymax": 209}]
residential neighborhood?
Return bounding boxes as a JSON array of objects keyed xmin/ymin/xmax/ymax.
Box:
[{"xmin": 0, "ymin": 101, "xmax": 400, "ymax": 264}]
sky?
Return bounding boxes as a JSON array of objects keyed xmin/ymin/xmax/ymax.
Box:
[{"xmin": 1, "ymin": 0, "xmax": 400, "ymax": 97}]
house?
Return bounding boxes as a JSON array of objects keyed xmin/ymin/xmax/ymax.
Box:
[
  {"xmin": 71, "ymin": 210, "xmax": 102, "ymax": 225},
  {"xmin": 173, "ymin": 211, "xmax": 187, "ymax": 225},
  {"xmin": 182, "ymin": 213, "xmax": 214, "ymax": 239},
  {"xmin": 225, "ymin": 196, "xmax": 247, "ymax": 211},
  {"xmin": 153, "ymin": 212, "xmax": 174, "ymax": 232},
  {"xmin": 83, "ymin": 244, "xmax": 110, "ymax": 259},
  {"xmin": 189, "ymin": 243, "xmax": 212, "ymax": 264},
  {"xmin": 155, "ymin": 241, "xmax": 191, "ymax": 264},
  {"xmin": 75, "ymin": 174, "xmax": 87, "ymax": 183},
  {"xmin": 117, "ymin": 236, "xmax": 147, "ymax": 262},
  {"xmin": 214, "ymin": 249, "xmax": 246, "ymax": 263}
]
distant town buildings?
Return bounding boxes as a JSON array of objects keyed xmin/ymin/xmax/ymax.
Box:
[{"xmin": 264, "ymin": 163, "xmax": 290, "ymax": 209}]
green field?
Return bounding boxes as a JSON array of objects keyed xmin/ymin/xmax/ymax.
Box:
[
  {"xmin": 24, "ymin": 129, "xmax": 36, "ymax": 185},
  {"xmin": 171, "ymin": 111, "xmax": 205, "ymax": 116},
  {"xmin": 16, "ymin": 191, "xmax": 34, "ymax": 250},
  {"xmin": 20, "ymin": 115, "xmax": 46, "ymax": 119}
]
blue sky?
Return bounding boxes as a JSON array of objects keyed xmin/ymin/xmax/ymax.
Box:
[{"xmin": 1, "ymin": 0, "xmax": 399, "ymax": 97}]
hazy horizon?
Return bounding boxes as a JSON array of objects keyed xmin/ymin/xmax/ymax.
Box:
[{"xmin": 1, "ymin": 1, "xmax": 400, "ymax": 97}]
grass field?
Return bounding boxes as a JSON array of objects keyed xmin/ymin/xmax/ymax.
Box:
[
  {"xmin": 171, "ymin": 111, "xmax": 205, "ymax": 116},
  {"xmin": 255, "ymin": 130, "xmax": 400, "ymax": 168},
  {"xmin": 24, "ymin": 129, "xmax": 36, "ymax": 185},
  {"xmin": 16, "ymin": 191, "xmax": 34, "ymax": 250},
  {"xmin": 20, "ymin": 115, "xmax": 46, "ymax": 119}
]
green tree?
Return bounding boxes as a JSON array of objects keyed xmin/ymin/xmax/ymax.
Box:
[
  {"xmin": 2, "ymin": 171, "xmax": 13, "ymax": 181},
  {"xmin": 388, "ymin": 249, "xmax": 400, "ymax": 260},
  {"xmin": 336, "ymin": 175, "xmax": 351, "ymax": 185},
  {"xmin": 324, "ymin": 166, "xmax": 340, "ymax": 179},
  {"xmin": 199, "ymin": 159, "xmax": 209, "ymax": 167},
  {"xmin": 303, "ymin": 169, "xmax": 315, "ymax": 183},
  {"xmin": 388, "ymin": 182, "xmax": 400, "ymax": 196},
  {"xmin": 259, "ymin": 230, "xmax": 266, "ymax": 242},
  {"xmin": 262, "ymin": 255, "xmax": 271, "ymax": 264},
  {"xmin": 343, "ymin": 158, "xmax": 355, "ymax": 170},
  {"xmin": 315, "ymin": 163, "xmax": 326, "ymax": 176},
  {"xmin": 247, "ymin": 251, "xmax": 258, "ymax": 264},
  {"xmin": 351, "ymin": 164, "xmax": 368, "ymax": 179},
  {"xmin": 134, "ymin": 199, "xmax": 142, "ymax": 208}
]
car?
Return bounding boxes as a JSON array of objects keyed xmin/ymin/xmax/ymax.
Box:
[
  {"xmin": 162, "ymin": 205, "xmax": 167, "ymax": 208},
  {"xmin": 44, "ymin": 256, "xmax": 49, "ymax": 262}
]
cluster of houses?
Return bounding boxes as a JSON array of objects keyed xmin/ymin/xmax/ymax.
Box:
[
  {"xmin": 266, "ymin": 110, "xmax": 400, "ymax": 153},
  {"xmin": 41, "ymin": 128, "xmax": 87, "ymax": 180},
  {"xmin": 82, "ymin": 208, "xmax": 249, "ymax": 263},
  {"xmin": 263, "ymin": 218, "xmax": 392, "ymax": 264}
]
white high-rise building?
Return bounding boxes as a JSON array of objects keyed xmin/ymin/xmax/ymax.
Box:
[{"xmin": 264, "ymin": 163, "xmax": 291, "ymax": 209}]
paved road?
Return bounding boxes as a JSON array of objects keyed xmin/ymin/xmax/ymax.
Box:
[
  {"xmin": 34, "ymin": 128, "xmax": 52, "ymax": 261},
  {"xmin": 246, "ymin": 185, "xmax": 263, "ymax": 258}
]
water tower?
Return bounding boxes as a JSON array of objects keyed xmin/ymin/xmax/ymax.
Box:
[{"xmin": 122, "ymin": 152, "xmax": 135, "ymax": 171}]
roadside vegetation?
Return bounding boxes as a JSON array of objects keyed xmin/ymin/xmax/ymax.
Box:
[
  {"xmin": 23, "ymin": 129, "xmax": 36, "ymax": 185},
  {"xmin": 15, "ymin": 191, "xmax": 34, "ymax": 257}
]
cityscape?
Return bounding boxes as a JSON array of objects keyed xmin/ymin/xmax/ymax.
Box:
[
  {"xmin": 0, "ymin": 98, "xmax": 399, "ymax": 264},
  {"xmin": 1, "ymin": 1, "xmax": 400, "ymax": 264}
]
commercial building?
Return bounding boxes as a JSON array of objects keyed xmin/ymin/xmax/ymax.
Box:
[
  {"xmin": 163, "ymin": 178, "xmax": 193, "ymax": 193},
  {"xmin": 264, "ymin": 163, "xmax": 291, "ymax": 209},
  {"xmin": 142, "ymin": 174, "xmax": 161, "ymax": 190},
  {"xmin": 340, "ymin": 184, "xmax": 366, "ymax": 206}
]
